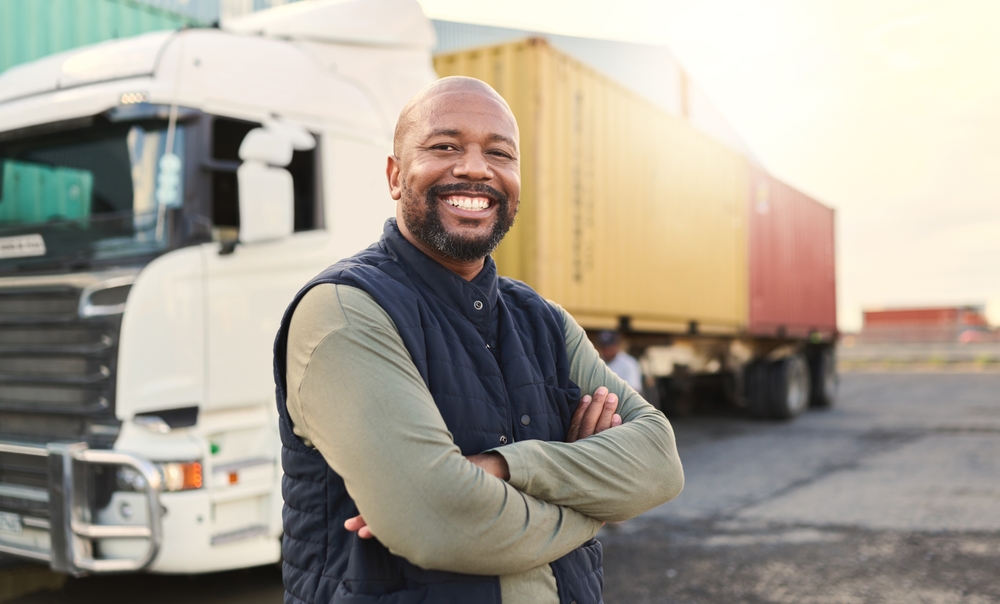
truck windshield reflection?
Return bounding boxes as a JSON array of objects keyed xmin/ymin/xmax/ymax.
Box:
[{"xmin": 0, "ymin": 117, "xmax": 186, "ymax": 272}]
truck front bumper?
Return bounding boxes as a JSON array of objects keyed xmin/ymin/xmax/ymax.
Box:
[{"xmin": 0, "ymin": 441, "xmax": 162, "ymax": 575}]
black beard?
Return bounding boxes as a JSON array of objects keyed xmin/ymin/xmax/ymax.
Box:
[{"xmin": 401, "ymin": 182, "xmax": 516, "ymax": 262}]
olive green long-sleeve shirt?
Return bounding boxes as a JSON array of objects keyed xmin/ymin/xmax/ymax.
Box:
[{"xmin": 286, "ymin": 283, "xmax": 683, "ymax": 603}]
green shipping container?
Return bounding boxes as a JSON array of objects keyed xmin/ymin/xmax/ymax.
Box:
[
  {"xmin": 0, "ymin": 0, "xmax": 203, "ymax": 74},
  {"xmin": 0, "ymin": 160, "xmax": 94, "ymax": 225}
]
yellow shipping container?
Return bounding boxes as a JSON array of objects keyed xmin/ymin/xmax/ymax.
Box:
[{"xmin": 435, "ymin": 39, "xmax": 748, "ymax": 334}]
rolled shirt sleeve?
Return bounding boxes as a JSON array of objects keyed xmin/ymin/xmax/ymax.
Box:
[{"xmin": 285, "ymin": 284, "xmax": 602, "ymax": 577}]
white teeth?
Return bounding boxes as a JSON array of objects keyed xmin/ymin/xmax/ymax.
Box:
[{"xmin": 444, "ymin": 196, "xmax": 490, "ymax": 211}]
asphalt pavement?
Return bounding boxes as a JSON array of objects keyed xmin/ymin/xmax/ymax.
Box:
[
  {"xmin": 2, "ymin": 372, "xmax": 999, "ymax": 603},
  {"xmin": 603, "ymin": 372, "xmax": 1000, "ymax": 603}
]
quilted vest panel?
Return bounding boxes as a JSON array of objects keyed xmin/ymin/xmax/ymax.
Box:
[{"xmin": 273, "ymin": 221, "xmax": 604, "ymax": 604}]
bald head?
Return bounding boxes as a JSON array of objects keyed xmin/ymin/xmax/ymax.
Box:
[{"xmin": 393, "ymin": 76, "xmax": 517, "ymax": 157}]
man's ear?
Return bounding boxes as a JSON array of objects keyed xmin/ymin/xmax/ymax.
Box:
[{"xmin": 386, "ymin": 155, "xmax": 403, "ymax": 201}]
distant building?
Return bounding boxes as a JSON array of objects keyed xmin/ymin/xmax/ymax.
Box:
[{"xmin": 861, "ymin": 306, "xmax": 995, "ymax": 344}]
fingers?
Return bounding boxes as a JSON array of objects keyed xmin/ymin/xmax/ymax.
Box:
[
  {"xmin": 578, "ymin": 387, "xmax": 617, "ymax": 439},
  {"xmin": 594, "ymin": 390, "xmax": 619, "ymax": 434},
  {"xmin": 576, "ymin": 389, "xmax": 605, "ymax": 438},
  {"xmin": 566, "ymin": 395, "xmax": 592, "ymax": 442},
  {"xmin": 344, "ymin": 514, "xmax": 374, "ymax": 539},
  {"xmin": 567, "ymin": 389, "xmax": 623, "ymax": 442}
]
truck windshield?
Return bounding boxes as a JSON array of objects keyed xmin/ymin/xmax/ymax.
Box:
[{"xmin": 0, "ymin": 116, "xmax": 187, "ymax": 273}]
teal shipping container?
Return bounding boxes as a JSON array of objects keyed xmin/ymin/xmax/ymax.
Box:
[
  {"xmin": 0, "ymin": 160, "xmax": 94, "ymax": 225},
  {"xmin": 0, "ymin": 0, "xmax": 203, "ymax": 74}
]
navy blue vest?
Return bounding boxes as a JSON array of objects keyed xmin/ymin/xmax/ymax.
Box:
[{"xmin": 273, "ymin": 220, "xmax": 603, "ymax": 604}]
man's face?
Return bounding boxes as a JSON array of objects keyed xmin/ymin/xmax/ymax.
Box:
[
  {"xmin": 599, "ymin": 343, "xmax": 620, "ymax": 363},
  {"xmin": 388, "ymin": 88, "xmax": 520, "ymax": 262}
]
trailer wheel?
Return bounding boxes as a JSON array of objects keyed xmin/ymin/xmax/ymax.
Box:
[
  {"xmin": 655, "ymin": 375, "xmax": 693, "ymax": 416},
  {"xmin": 744, "ymin": 361, "xmax": 771, "ymax": 418},
  {"xmin": 720, "ymin": 369, "xmax": 744, "ymax": 407},
  {"xmin": 809, "ymin": 347, "xmax": 838, "ymax": 408},
  {"xmin": 768, "ymin": 355, "xmax": 811, "ymax": 419}
]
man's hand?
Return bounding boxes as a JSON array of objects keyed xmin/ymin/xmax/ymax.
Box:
[
  {"xmin": 344, "ymin": 391, "xmax": 622, "ymax": 539},
  {"xmin": 566, "ymin": 387, "xmax": 622, "ymax": 443},
  {"xmin": 345, "ymin": 514, "xmax": 374, "ymax": 539},
  {"xmin": 344, "ymin": 452, "xmax": 512, "ymax": 540}
]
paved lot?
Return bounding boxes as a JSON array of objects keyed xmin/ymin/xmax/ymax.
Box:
[
  {"xmin": 3, "ymin": 372, "xmax": 999, "ymax": 603},
  {"xmin": 603, "ymin": 372, "xmax": 1000, "ymax": 603}
]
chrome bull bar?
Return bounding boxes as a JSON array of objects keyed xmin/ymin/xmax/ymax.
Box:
[{"xmin": 0, "ymin": 442, "xmax": 163, "ymax": 574}]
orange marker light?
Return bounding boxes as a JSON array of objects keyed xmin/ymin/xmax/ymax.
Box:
[
  {"xmin": 160, "ymin": 462, "xmax": 203, "ymax": 491},
  {"xmin": 228, "ymin": 471, "xmax": 239, "ymax": 485},
  {"xmin": 184, "ymin": 462, "xmax": 203, "ymax": 490}
]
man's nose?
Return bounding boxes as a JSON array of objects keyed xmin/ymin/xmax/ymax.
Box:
[{"xmin": 453, "ymin": 148, "xmax": 492, "ymax": 180}]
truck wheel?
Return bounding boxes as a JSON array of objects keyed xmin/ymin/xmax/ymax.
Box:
[
  {"xmin": 744, "ymin": 361, "xmax": 771, "ymax": 418},
  {"xmin": 809, "ymin": 347, "xmax": 837, "ymax": 408},
  {"xmin": 768, "ymin": 355, "xmax": 811, "ymax": 419},
  {"xmin": 656, "ymin": 370, "xmax": 694, "ymax": 416},
  {"xmin": 720, "ymin": 369, "xmax": 744, "ymax": 407}
]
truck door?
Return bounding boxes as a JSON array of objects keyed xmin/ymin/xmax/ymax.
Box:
[{"xmin": 200, "ymin": 117, "xmax": 327, "ymax": 411}]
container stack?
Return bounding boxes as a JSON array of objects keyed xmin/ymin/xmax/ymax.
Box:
[
  {"xmin": 434, "ymin": 38, "xmax": 837, "ymax": 341},
  {"xmin": 0, "ymin": 0, "xmax": 204, "ymax": 74}
]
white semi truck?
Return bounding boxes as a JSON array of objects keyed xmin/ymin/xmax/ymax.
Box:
[{"xmin": 0, "ymin": 0, "xmax": 435, "ymax": 575}]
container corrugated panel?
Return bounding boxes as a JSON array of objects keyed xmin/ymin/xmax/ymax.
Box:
[
  {"xmin": 864, "ymin": 308, "xmax": 959, "ymax": 326},
  {"xmin": 432, "ymin": 21, "xmax": 758, "ymax": 161},
  {"xmin": 863, "ymin": 307, "xmax": 987, "ymax": 327},
  {"xmin": 860, "ymin": 307, "xmax": 988, "ymax": 344},
  {"xmin": 747, "ymin": 166, "xmax": 836, "ymax": 337},
  {"xmin": 435, "ymin": 39, "xmax": 749, "ymax": 334},
  {"xmin": 0, "ymin": 0, "xmax": 201, "ymax": 74},
  {"xmin": 136, "ymin": 0, "xmax": 221, "ymax": 24}
]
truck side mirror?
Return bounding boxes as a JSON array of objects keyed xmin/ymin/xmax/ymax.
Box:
[{"xmin": 237, "ymin": 128, "xmax": 294, "ymax": 245}]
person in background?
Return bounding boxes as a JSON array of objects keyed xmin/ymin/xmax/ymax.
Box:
[{"xmin": 597, "ymin": 330, "xmax": 643, "ymax": 392}]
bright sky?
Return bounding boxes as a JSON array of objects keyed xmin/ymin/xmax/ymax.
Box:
[{"xmin": 417, "ymin": 0, "xmax": 1000, "ymax": 331}]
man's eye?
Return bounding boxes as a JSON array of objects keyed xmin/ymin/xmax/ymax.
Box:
[
  {"xmin": 432, "ymin": 144, "xmax": 458, "ymax": 151},
  {"xmin": 488, "ymin": 150, "xmax": 514, "ymax": 159}
]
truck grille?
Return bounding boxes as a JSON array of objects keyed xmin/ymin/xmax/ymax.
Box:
[
  {"xmin": 0, "ymin": 282, "xmax": 122, "ymax": 449},
  {"xmin": 0, "ymin": 279, "xmax": 125, "ymax": 540},
  {"xmin": 0, "ymin": 451, "xmax": 48, "ymax": 516}
]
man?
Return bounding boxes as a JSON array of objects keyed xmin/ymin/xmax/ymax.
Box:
[
  {"xmin": 597, "ymin": 330, "xmax": 643, "ymax": 392},
  {"xmin": 273, "ymin": 76, "xmax": 684, "ymax": 604}
]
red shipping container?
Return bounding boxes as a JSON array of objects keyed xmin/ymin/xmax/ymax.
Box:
[
  {"xmin": 863, "ymin": 307, "xmax": 986, "ymax": 327},
  {"xmin": 860, "ymin": 306, "xmax": 989, "ymax": 343},
  {"xmin": 747, "ymin": 166, "xmax": 836, "ymax": 338}
]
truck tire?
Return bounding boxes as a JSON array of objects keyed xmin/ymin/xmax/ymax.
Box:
[
  {"xmin": 768, "ymin": 355, "xmax": 811, "ymax": 419},
  {"xmin": 720, "ymin": 369, "xmax": 744, "ymax": 407},
  {"xmin": 808, "ymin": 346, "xmax": 838, "ymax": 408},
  {"xmin": 744, "ymin": 361, "xmax": 771, "ymax": 418},
  {"xmin": 655, "ymin": 375, "xmax": 693, "ymax": 416}
]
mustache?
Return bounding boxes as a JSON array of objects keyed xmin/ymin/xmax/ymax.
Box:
[{"xmin": 428, "ymin": 182, "xmax": 507, "ymax": 205}]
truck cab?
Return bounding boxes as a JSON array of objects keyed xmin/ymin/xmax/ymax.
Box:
[{"xmin": 0, "ymin": 0, "xmax": 435, "ymax": 574}]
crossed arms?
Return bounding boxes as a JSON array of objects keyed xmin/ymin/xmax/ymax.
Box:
[{"xmin": 285, "ymin": 284, "xmax": 684, "ymax": 575}]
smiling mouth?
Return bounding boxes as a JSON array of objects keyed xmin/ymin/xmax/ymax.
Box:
[{"xmin": 441, "ymin": 195, "xmax": 492, "ymax": 211}]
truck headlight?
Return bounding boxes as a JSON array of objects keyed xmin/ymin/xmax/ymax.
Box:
[{"xmin": 117, "ymin": 462, "xmax": 202, "ymax": 492}]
